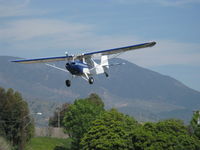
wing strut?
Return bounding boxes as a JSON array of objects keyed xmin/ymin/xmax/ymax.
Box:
[{"xmin": 45, "ymin": 63, "xmax": 69, "ymax": 73}]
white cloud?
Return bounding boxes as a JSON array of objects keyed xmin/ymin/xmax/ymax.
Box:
[
  {"xmin": 120, "ymin": 40, "xmax": 200, "ymax": 67},
  {"xmin": 0, "ymin": 19, "xmax": 92, "ymax": 41},
  {"xmin": 0, "ymin": 0, "xmax": 31, "ymax": 17},
  {"xmin": 154, "ymin": 0, "xmax": 200, "ymax": 6},
  {"xmin": 0, "ymin": 19, "xmax": 199, "ymax": 68},
  {"xmin": 116, "ymin": 0, "xmax": 200, "ymax": 6},
  {"xmin": 0, "ymin": 18, "xmax": 141, "ymax": 57}
]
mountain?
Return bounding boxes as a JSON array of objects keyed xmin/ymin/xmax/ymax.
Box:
[{"xmin": 0, "ymin": 56, "xmax": 200, "ymax": 125}]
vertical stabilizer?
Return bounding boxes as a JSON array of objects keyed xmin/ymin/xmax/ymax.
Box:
[
  {"xmin": 101, "ymin": 55, "xmax": 109, "ymax": 67},
  {"xmin": 101, "ymin": 55, "xmax": 109, "ymax": 77}
]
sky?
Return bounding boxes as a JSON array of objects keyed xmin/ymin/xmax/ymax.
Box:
[{"xmin": 0, "ymin": 0, "xmax": 200, "ymax": 91}]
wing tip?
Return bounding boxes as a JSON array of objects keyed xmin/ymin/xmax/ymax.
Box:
[
  {"xmin": 11, "ymin": 59, "xmax": 28, "ymax": 63},
  {"xmin": 150, "ymin": 41, "xmax": 156, "ymax": 47},
  {"xmin": 11, "ymin": 60, "xmax": 20, "ymax": 63}
]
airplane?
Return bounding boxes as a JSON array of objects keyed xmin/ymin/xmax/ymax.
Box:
[{"xmin": 12, "ymin": 41, "xmax": 156, "ymax": 87}]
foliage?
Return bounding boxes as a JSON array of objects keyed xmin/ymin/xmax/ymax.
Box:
[
  {"xmin": 155, "ymin": 119, "xmax": 187, "ymax": 135},
  {"xmin": 49, "ymin": 103, "xmax": 71, "ymax": 127},
  {"xmin": 80, "ymin": 108, "xmax": 138, "ymax": 150},
  {"xmin": 25, "ymin": 137, "xmax": 72, "ymax": 150},
  {"xmin": 0, "ymin": 87, "xmax": 34, "ymax": 150},
  {"xmin": 129, "ymin": 119, "xmax": 200, "ymax": 150},
  {"xmin": 86, "ymin": 93, "xmax": 104, "ymax": 108},
  {"xmin": 190, "ymin": 111, "xmax": 200, "ymax": 139},
  {"xmin": 63, "ymin": 93, "xmax": 105, "ymax": 150},
  {"xmin": 81, "ymin": 109, "xmax": 200, "ymax": 150},
  {"xmin": 50, "ymin": 94, "xmax": 200, "ymax": 150}
]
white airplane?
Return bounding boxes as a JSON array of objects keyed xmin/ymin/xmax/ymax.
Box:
[{"xmin": 12, "ymin": 41, "xmax": 156, "ymax": 87}]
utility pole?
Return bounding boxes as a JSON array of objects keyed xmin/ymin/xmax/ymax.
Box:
[
  {"xmin": 193, "ymin": 110, "xmax": 200, "ymax": 125},
  {"xmin": 197, "ymin": 111, "xmax": 200, "ymax": 125},
  {"xmin": 58, "ymin": 109, "xmax": 60, "ymax": 128}
]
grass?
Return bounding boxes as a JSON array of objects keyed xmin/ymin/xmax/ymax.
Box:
[
  {"xmin": 25, "ymin": 137, "xmax": 71, "ymax": 150},
  {"xmin": 0, "ymin": 137, "xmax": 12, "ymax": 150}
]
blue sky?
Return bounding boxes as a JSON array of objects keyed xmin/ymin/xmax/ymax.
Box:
[{"xmin": 0, "ymin": 0, "xmax": 200, "ymax": 91}]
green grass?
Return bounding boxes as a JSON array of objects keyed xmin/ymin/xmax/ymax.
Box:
[{"xmin": 25, "ymin": 137, "xmax": 71, "ymax": 150}]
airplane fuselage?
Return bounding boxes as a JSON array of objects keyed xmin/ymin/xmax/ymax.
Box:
[{"xmin": 65, "ymin": 61, "xmax": 89, "ymax": 76}]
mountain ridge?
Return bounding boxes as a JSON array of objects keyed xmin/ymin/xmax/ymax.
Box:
[{"xmin": 0, "ymin": 56, "xmax": 199, "ymax": 124}]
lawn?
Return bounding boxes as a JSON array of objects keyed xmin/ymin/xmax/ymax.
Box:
[{"xmin": 25, "ymin": 137, "xmax": 71, "ymax": 150}]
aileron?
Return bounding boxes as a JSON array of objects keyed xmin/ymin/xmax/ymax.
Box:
[{"xmin": 11, "ymin": 56, "xmax": 72, "ymax": 64}]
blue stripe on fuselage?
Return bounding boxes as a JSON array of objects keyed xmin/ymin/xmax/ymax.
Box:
[{"xmin": 65, "ymin": 61, "xmax": 88, "ymax": 75}]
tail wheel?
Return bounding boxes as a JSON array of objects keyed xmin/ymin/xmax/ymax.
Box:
[
  {"xmin": 65, "ymin": 80, "xmax": 71, "ymax": 87},
  {"xmin": 88, "ymin": 77, "xmax": 94, "ymax": 84}
]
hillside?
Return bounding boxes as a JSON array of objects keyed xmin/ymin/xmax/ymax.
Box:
[{"xmin": 0, "ymin": 56, "xmax": 200, "ymax": 124}]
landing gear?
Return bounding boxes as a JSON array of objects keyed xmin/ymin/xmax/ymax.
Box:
[
  {"xmin": 65, "ymin": 80, "xmax": 71, "ymax": 87},
  {"xmin": 65, "ymin": 76, "xmax": 94, "ymax": 86},
  {"xmin": 105, "ymin": 72, "xmax": 109, "ymax": 77},
  {"xmin": 88, "ymin": 77, "xmax": 94, "ymax": 84}
]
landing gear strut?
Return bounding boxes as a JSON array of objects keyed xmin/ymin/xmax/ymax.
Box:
[
  {"xmin": 105, "ymin": 72, "xmax": 109, "ymax": 77},
  {"xmin": 65, "ymin": 80, "xmax": 71, "ymax": 87},
  {"xmin": 88, "ymin": 77, "xmax": 94, "ymax": 84}
]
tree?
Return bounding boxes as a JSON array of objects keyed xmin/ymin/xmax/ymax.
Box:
[
  {"xmin": 155, "ymin": 119, "xmax": 187, "ymax": 135},
  {"xmin": 0, "ymin": 87, "xmax": 34, "ymax": 150},
  {"xmin": 63, "ymin": 94, "xmax": 200, "ymax": 150},
  {"xmin": 86, "ymin": 93, "xmax": 104, "ymax": 108},
  {"xmin": 63, "ymin": 94, "xmax": 105, "ymax": 150},
  {"xmin": 81, "ymin": 112, "xmax": 200, "ymax": 150},
  {"xmin": 129, "ymin": 119, "xmax": 200, "ymax": 150},
  {"xmin": 80, "ymin": 109, "xmax": 138, "ymax": 150}
]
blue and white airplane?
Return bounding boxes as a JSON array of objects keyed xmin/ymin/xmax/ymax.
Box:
[{"xmin": 12, "ymin": 41, "xmax": 156, "ymax": 87}]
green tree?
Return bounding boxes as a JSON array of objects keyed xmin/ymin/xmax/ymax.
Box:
[
  {"xmin": 0, "ymin": 87, "xmax": 34, "ymax": 150},
  {"xmin": 129, "ymin": 126, "xmax": 156, "ymax": 150},
  {"xmin": 155, "ymin": 119, "xmax": 187, "ymax": 135},
  {"xmin": 86, "ymin": 93, "xmax": 104, "ymax": 108},
  {"xmin": 80, "ymin": 109, "xmax": 138, "ymax": 150},
  {"xmin": 129, "ymin": 119, "xmax": 200, "ymax": 150},
  {"xmin": 63, "ymin": 94, "xmax": 105, "ymax": 150}
]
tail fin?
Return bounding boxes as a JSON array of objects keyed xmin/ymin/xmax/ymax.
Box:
[
  {"xmin": 101, "ymin": 55, "xmax": 109, "ymax": 76},
  {"xmin": 100, "ymin": 55, "xmax": 109, "ymax": 67}
]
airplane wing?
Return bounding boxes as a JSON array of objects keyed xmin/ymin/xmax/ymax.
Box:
[
  {"xmin": 11, "ymin": 55, "xmax": 73, "ymax": 64},
  {"xmin": 11, "ymin": 41, "xmax": 156, "ymax": 64},
  {"xmin": 83, "ymin": 41, "xmax": 156, "ymax": 57}
]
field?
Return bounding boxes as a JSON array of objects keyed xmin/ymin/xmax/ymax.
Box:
[{"xmin": 25, "ymin": 137, "xmax": 71, "ymax": 150}]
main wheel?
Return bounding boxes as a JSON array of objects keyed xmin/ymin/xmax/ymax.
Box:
[
  {"xmin": 65, "ymin": 80, "xmax": 71, "ymax": 87},
  {"xmin": 88, "ymin": 77, "xmax": 94, "ymax": 84},
  {"xmin": 105, "ymin": 72, "xmax": 109, "ymax": 77}
]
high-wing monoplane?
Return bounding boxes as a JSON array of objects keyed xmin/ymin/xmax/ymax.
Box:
[{"xmin": 12, "ymin": 41, "xmax": 156, "ymax": 87}]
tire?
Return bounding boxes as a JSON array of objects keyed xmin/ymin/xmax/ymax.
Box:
[
  {"xmin": 88, "ymin": 77, "xmax": 94, "ymax": 84},
  {"xmin": 105, "ymin": 72, "xmax": 109, "ymax": 77},
  {"xmin": 65, "ymin": 80, "xmax": 71, "ymax": 87}
]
